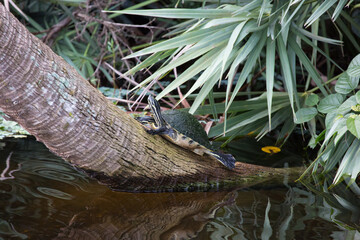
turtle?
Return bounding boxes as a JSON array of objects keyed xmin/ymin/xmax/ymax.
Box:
[{"xmin": 136, "ymin": 95, "xmax": 236, "ymax": 169}]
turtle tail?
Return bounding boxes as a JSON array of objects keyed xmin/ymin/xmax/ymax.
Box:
[{"xmin": 207, "ymin": 151, "xmax": 236, "ymax": 169}]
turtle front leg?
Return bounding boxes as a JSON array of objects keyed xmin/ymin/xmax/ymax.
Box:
[
  {"xmin": 205, "ymin": 150, "xmax": 236, "ymax": 169},
  {"xmin": 146, "ymin": 126, "xmax": 169, "ymax": 135},
  {"xmin": 135, "ymin": 116, "xmax": 155, "ymax": 124}
]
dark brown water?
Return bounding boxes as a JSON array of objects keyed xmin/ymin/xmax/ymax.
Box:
[{"xmin": 0, "ymin": 138, "xmax": 358, "ymax": 239}]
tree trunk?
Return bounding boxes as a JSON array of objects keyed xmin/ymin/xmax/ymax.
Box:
[{"xmin": 0, "ymin": 4, "xmax": 304, "ymax": 192}]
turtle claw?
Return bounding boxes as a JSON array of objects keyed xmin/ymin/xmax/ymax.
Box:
[
  {"xmin": 207, "ymin": 151, "xmax": 236, "ymax": 169},
  {"xmin": 146, "ymin": 129, "xmax": 157, "ymax": 135},
  {"xmin": 145, "ymin": 126, "xmax": 169, "ymax": 136},
  {"xmin": 136, "ymin": 116, "xmax": 155, "ymax": 124}
]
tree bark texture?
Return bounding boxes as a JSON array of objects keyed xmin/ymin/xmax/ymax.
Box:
[{"xmin": 0, "ymin": 5, "xmax": 304, "ymax": 192}]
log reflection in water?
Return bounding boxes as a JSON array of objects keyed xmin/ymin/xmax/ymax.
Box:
[{"xmin": 54, "ymin": 190, "xmax": 237, "ymax": 240}]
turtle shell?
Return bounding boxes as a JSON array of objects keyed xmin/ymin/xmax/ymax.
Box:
[{"xmin": 162, "ymin": 110, "xmax": 212, "ymax": 149}]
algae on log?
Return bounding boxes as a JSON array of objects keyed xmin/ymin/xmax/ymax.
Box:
[{"xmin": 0, "ymin": 4, "xmax": 304, "ymax": 192}]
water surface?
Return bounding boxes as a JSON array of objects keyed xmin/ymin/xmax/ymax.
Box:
[{"xmin": 0, "ymin": 138, "xmax": 358, "ymax": 239}]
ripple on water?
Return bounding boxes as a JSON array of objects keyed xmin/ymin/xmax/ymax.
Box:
[
  {"xmin": 36, "ymin": 187, "xmax": 74, "ymax": 200},
  {"xmin": 16, "ymin": 154, "xmax": 93, "ymax": 192},
  {"xmin": 33, "ymin": 169, "xmax": 76, "ymax": 182},
  {"xmin": 0, "ymin": 218, "xmax": 27, "ymax": 239},
  {"xmin": 0, "ymin": 138, "xmax": 356, "ymax": 240}
]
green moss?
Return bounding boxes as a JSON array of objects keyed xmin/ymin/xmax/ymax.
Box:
[{"xmin": 0, "ymin": 114, "xmax": 30, "ymax": 140}]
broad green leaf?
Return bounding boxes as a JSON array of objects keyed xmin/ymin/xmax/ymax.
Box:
[
  {"xmin": 280, "ymin": 9, "xmax": 290, "ymax": 43},
  {"xmin": 277, "ymin": 34, "xmax": 296, "ymax": 118},
  {"xmin": 336, "ymin": 18, "xmax": 360, "ymax": 52},
  {"xmin": 347, "ymin": 54, "xmax": 360, "ymax": 78},
  {"xmin": 332, "ymin": 0, "xmax": 348, "ymax": 21},
  {"xmin": 157, "ymin": 48, "xmax": 220, "ymax": 99},
  {"xmin": 188, "ymin": 48, "xmax": 238, "ymax": 113},
  {"xmin": 203, "ymin": 18, "xmax": 244, "ymax": 28},
  {"xmin": 309, "ymin": 19, "xmax": 319, "ymax": 91},
  {"xmin": 125, "ymin": 50, "xmax": 174, "ymax": 75},
  {"xmin": 305, "ymin": 94, "xmax": 319, "ymax": 106},
  {"xmin": 258, "ymin": 0, "xmax": 271, "ymax": 25},
  {"xmin": 325, "ymin": 111, "xmax": 338, "ymax": 128},
  {"xmin": 189, "ymin": 72, "xmax": 222, "ymax": 114},
  {"xmin": 109, "ymin": 9, "xmax": 233, "ymax": 19},
  {"xmin": 335, "ymin": 72, "xmax": 359, "ymax": 94},
  {"xmin": 125, "ymin": 25, "xmax": 229, "ymax": 59},
  {"xmin": 295, "ymin": 107, "xmax": 318, "ymax": 124},
  {"xmin": 337, "ymin": 96, "xmax": 357, "ymax": 115},
  {"xmin": 226, "ymin": 27, "xmax": 262, "ymax": 80},
  {"xmin": 256, "ymin": 107, "xmax": 292, "ymax": 139},
  {"xmin": 280, "ymin": 0, "xmax": 305, "ymax": 36},
  {"xmin": 221, "ymin": 22, "xmax": 247, "ymax": 78},
  {"xmin": 347, "ymin": 114, "xmax": 360, "ymax": 138},
  {"xmin": 288, "ymin": 35, "xmax": 328, "ymax": 96},
  {"xmin": 226, "ymin": 31, "xmax": 267, "ymax": 112},
  {"xmin": 334, "ymin": 120, "xmax": 349, "ymax": 145},
  {"xmin": 194, "ymin": 94, "xmax": 290, "ymax": 114},
  {"xmin": 318, "ymin": 93, "xmax": 344, "ymax": 113},
  {"xmin": 323, "ymin": 135, "xmax": 351, "ymax": 173},
  {"xmin": 233, "ymin": 20, "xmax": 261, "ymax": 45},
  {"xmin": 356, "ymin": 91, "xmax": 360, "ymax": 104},
  {"xmin": 209, "ymin": 101, "xmax": 291, "ymax": 137},
  {"xmin": 305, "ymin": 0, "xmax": 337, "ymax": 27},
  {"xmin": 317, "ymin": 139, "xmax": 335, "ymax": 166},
  {"xmin": 219, "ymin": 118, "xmax": 268, "ymax": 142},
  {"xmin": 277, "ymin": 115, "xmax": 295, "ymax": 142},
  {"xmin": 207, "ymin": 90, "xmax": 218, "ymax": 121},
  {"xmin": 308, "ymin": 116, "xmax": 317, "ymax": 137},
  {"xmin": 333, "ymin": 138, "xmax": 360, "ymax": 185},
  {"xmin": 224, "ymin": 102, "xmax": 290, "ymax": 135},
  {"xmin": 185, "ymin": 47, "xmax": 233, "ymax": 100},
  {"xmin": 134, "ymin": 24, "xmax": 237, "ymax": 91},
  {"xmin": 308, "ymin": 136, "xmax": 317, "ymax": 149},
  {"xmin": 323, "ymin": 117, "xmax": 346, "ymax": 147},
  {"xmin": 233, "ymin": 0, "xmax": 263, "ymax": 15},
  {"xmin": 226, "ymin": 31, "xmax": 262, "ymax": 105},
  {"xmin": 266, "ymin": 38, "xmax": 276, "ymax": 129},
  {"xmin": 291, "ymin": 26, "xmax": 343, "ymax": 70},
  {"xmin": 288, "ymin": 45, "xmax": 301, "ymax": 108},
  {"xmin": 165, "ymin": 19, "xmax": 198, "ymax": 36},
  {"xmin": 292, "ymin": 24, "xmax": 342, "ymax": 45},
  {"xmin": 137, "ymin": 38, "xmax": 228, "ymax": 91},
  {"xmin": 341, "ymin": 10, "xmax": 360, "ymax": 40}
]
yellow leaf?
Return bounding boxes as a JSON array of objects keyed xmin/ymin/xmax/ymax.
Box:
[{"xmin": 261, "ymin": 146, "xmax": 281, "ymax": 154}]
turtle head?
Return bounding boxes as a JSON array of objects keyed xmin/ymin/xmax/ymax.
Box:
[{"xmin": 147, "ymin": 95, "xmax": 166, "ymax": 127}]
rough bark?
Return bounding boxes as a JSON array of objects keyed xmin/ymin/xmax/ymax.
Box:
[{"xmin": 0, "ymin": 4, "xmax": 304, "ymax": 192}]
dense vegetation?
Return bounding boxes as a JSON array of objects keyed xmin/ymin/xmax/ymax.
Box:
[{"xmin": 2, "ymin": 0, "xmax": 360, "ymax": 189}]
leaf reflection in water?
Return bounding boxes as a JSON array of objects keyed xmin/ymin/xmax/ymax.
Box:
[{"xmin": 0, "ymin": 152, "xmax": 21, "ymax": 180}]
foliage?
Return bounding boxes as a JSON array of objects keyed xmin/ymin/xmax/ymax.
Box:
[
  {"xmin": 300, "ymin": 174, "xmax": 360, "ymax": 231},
  {"xmin": 10, "ymin": 0, "xmax": 160, "ymax": 87},
  {"xmin": 115, "ymin": 0, "xmax": 346, "ymax": 116},
  {"xmin": 110, "ymin": 1, "xmax": 360, "ymax": 187},
  {"xmin": 0, "ymin": 114, "xmax": 29, "ymax": 140},
  {"xmin": 297, "ymin": 54, "xmax": 360, "ymax": 187},
  {"xmin": 111, "ymin": 1, "xmax": 348, "ymax": 140}
]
